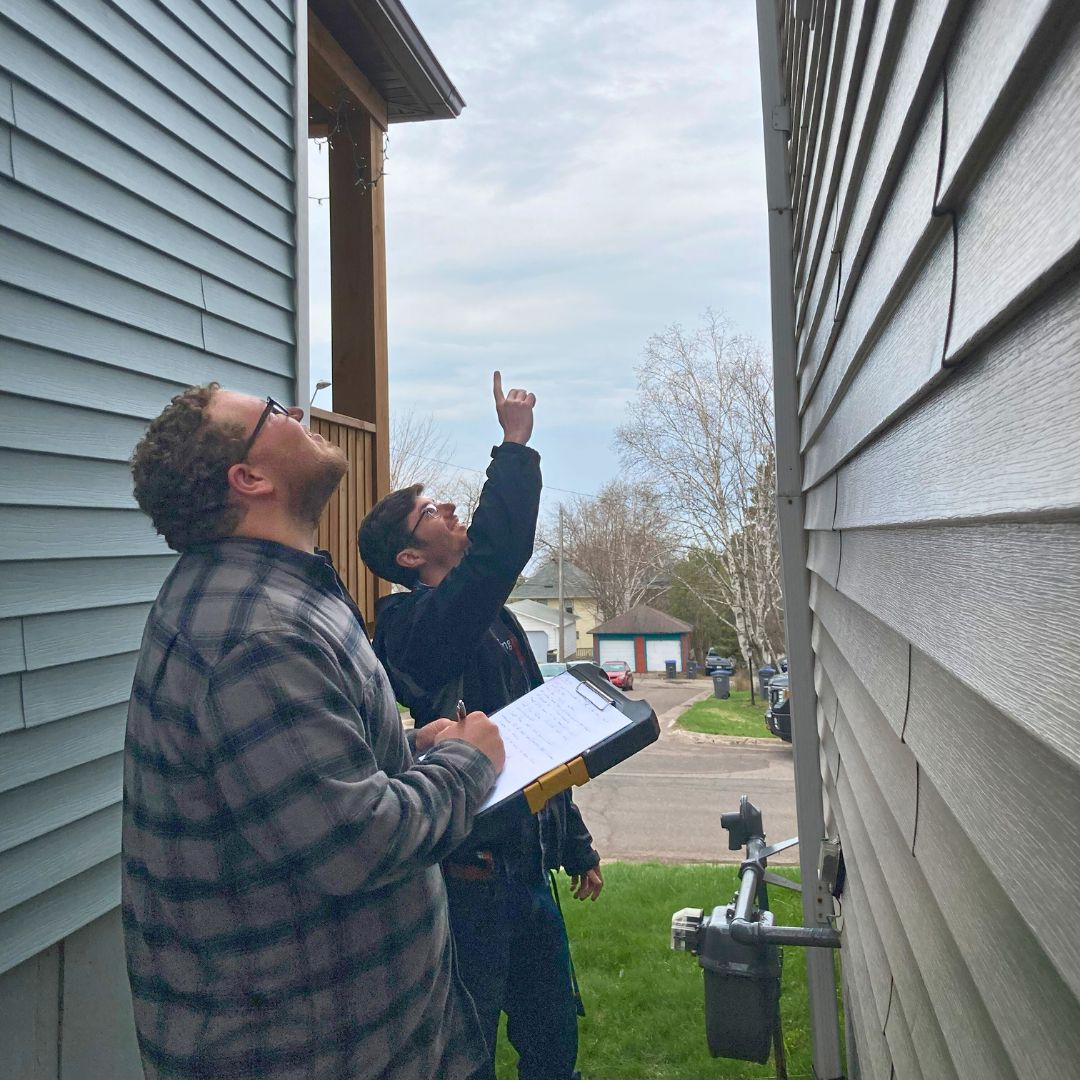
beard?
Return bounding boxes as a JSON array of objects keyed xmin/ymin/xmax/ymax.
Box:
[{"xmin": 288, "ymin": 445, "xmax": 349, "ymax": 529}]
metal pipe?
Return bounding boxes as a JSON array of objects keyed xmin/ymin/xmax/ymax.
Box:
[
  {"xmin": 729, "ymin": 920, "xmax": 843, "ymax": 949},
  {"xmin": 754, "ymin": 2, "xmax": 844, "ymax": 1075}
]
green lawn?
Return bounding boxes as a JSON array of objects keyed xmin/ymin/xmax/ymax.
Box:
[
  {"xmin": 678, "ymin": 690, "xmax": 777, "ymax": 739},
  {"xmin": 495, "ymin": 862, "xmax": 816, "ymax": 1080}
]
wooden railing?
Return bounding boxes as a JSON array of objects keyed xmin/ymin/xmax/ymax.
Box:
[{"xmin": 310, "ymin": 407, "xmax": 382, "ymax": 626}]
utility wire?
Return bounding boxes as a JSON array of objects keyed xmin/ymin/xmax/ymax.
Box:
[{"xmin": 412, "ymin": 453, "xmax": 598, "ymax": 500}]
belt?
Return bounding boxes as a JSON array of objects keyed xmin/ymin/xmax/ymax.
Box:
[{"xmin": 443, "ymin": 850, "xmax": 496, "ymax": 882}]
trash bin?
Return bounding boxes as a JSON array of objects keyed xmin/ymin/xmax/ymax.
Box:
[
  {"xmin": 757, "ymin": 665, "xmax": 776, "ymax": 698},
  {"xmin": 665, "ymin": 659, "xmax": 678, "ymax": 680},
  {"xmin": 712, "ymin": 673, "xmax": 730, "ymax": 699},
  {"xmin": 687, "ymin": 660, "xmax": 699, "ymax": 679}
]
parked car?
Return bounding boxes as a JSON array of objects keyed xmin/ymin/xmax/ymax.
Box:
[
  {"xmin": 705, "ymin": 650, "xmax": 736, "ymax": 676},
  {"xmin": 567, "ymin": 660, "xmax": 612, "ymax": 683},
  {"xmin": 764, "ymin": 672, "xmax": 791, "ymax": 741},
  {"xmin": 600, "ymin": 660, "xmax": 634, "ymax": 690},
  {"xmin": 539, "ymin": 662, "xmax": 567, "ymax": 681}
]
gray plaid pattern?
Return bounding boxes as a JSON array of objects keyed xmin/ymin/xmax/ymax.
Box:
[{"xmin": 122, "ymin": 539, "xmax": 494, "ymax": 1079}]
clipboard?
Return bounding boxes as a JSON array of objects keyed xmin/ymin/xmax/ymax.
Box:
[{"xmin": 476, "ymin": 662, "xmax": 660, "ymax": 820}]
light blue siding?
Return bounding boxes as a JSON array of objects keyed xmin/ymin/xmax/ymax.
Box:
[{"xmin": 0, "ymin": 0, "xmax": 299, "ymax": 995}]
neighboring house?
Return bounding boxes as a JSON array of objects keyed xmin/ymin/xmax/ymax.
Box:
[
  {"xmin": 757, "ymin": 3, "xmax": 1080, "ymax": 1079},
  {"xmin": 591, "ymin": 605, "xmax": 692, "ymax": 673},
  {"xmin": 507, "ymin": 598, "xmax": 577, "ymax": 664},
  {"xmin": 0, "ymin": 4, "xmax": 461, "ymax": 1075},
  {"xmin": 512, "ymin": 559, "xmax": 600, "ymax": 658}
]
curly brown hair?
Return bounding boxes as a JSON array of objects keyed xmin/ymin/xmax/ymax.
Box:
[
  {"xmin": 131, "ymin": 383, "xmax": 246, "ymax": 552},
  {"xmin": 357, "ymin": 483, "xmax": 425, "ymax": 587}
]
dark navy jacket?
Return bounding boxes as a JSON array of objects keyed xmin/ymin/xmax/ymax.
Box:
[{"xmin": 372, "ymin": 442, "xmax": 599, "ymax": 879}]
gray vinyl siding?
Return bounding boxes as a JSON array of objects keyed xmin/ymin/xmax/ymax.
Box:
[
  {"xmin": 0, "ymin": 0, "xmax": 299, "ymax": 1044},
  {"xmin": 776, "ymin": 0, "xmax": 1080, "ymax": 1076}
]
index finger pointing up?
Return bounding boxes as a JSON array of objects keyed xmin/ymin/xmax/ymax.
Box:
[{"xmin": 493, "ymin": 370, "xmax": 504, "ymax": 405}]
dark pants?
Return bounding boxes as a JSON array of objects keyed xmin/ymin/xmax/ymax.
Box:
[{"xmin": 445, "ymin": 872, "xmax": 580, "ymax": 1080}]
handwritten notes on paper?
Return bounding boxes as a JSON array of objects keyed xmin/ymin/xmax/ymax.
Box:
[{"xmin": 478, "ymin": 672, "xmax": 630, "ymax": 812}]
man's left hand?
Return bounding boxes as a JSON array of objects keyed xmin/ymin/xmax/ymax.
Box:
[{"xmin": 569, "ymin": 866, "xmax": 604, "ymax": 901}]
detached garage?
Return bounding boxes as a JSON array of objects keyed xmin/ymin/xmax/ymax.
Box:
[{"xmin": 591, "ymin": 605, "xmax": 692, "ymax": 673}]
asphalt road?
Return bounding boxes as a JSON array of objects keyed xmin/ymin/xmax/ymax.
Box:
[{"xmin": 574, "ymin": 678, "xmax": 800, "ymax": 864}]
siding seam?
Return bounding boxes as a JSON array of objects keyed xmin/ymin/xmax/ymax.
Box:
[
  {"xmin": 883, "ymin": 974, "xmax": 895, "ymax": 1032},
  {"xmin": 910, "ymin": 761, "xmax": 921, "ymax": 856},
  {"xmin": 900, "ymin": 642, "xmax": 912, "ymax": 741},
  {"xmin": 56, "ymin": 937, "xmax": 65, "ymax": 1080}
]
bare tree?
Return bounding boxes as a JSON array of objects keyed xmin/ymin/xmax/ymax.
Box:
[
  {"xmin": 616, "ymin": 310, "xmax": 784, "ymax": 666},
  {"xmin": 538, "ymin": 482, "xmax": 677, "ymax": 622},
  {"xmin": 389, "ymin": 409, "xmax": 454, "ymax": 493}
]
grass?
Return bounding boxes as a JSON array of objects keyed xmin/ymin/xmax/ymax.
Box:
[
  {"xmin": 678, "ymin": 690, "xmax": 778, "ymax": 739},
  {"xmin": 495, "ymin": 862, "xmax": 817, "ymax": 1080}
]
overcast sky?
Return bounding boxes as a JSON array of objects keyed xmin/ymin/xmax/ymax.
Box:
[{"xmin": 308, "ymin": 0, "xmax": 770, "ymax": 514}]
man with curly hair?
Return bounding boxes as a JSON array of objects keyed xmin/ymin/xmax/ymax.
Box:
[{"xmin": 124, "ymin": 383, "xmax": 505, "ymax": 1080}]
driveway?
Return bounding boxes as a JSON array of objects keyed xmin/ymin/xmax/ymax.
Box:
[{"xmin": 574, "ymin": 677, "xmax": 799, "ymax": 864}]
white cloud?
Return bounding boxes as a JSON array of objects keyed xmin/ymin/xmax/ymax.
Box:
[{"xmin": 308, "ymin": 0, "xmax": 770, "ymax": 494}]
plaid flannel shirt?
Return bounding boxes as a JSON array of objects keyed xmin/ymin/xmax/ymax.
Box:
[{"xmin": 122, "ymin": 538, "xmax": 495, "ymax": 1080}]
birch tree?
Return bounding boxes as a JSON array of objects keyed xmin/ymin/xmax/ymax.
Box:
[
  {"xmin": 538, "ymin": 482, "xmax": 676, "ymax": 622},
  {"xmin": 616, "ymin": 311, "xmax": 784, "ymax": 666}
]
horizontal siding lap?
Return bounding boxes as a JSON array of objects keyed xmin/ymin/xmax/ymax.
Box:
[
  {"xmin": 803, "ymin": 473, "xmax": 836, "ymax": 530},
  {"xmin": 48, "ymin": 0, "xmax": 293, "ymax": 165},
  {"xmin": 209, "ymin": 0, "xmax": 294, "ymax": 60},
  {"xmin": 0, "ymin": 394, "xmax": 150, "ymax": 464},
  {"xmin": 11, "ymin": 87, "xmax": 292, "ymax": 273},
  {"xmin": 905, "ymin": 649, "xmax": 1080, "ymax": 999},
  {"xmin": 0, "ymin": 557, "xmax": 175, "ymax": 620},
  {"xmin": 107, "ymin": 0, "xmax": 292, "ymax": 136},
  {"xmin": 802, "ymin": 228, "xmax": 952, "ymax": 489},
  {"xmin": 238, "ymin": 0, "xmax": 295, "ymax": 44},
  {"xmin": 946, "ymin": 19, "xmax": 1080, "ymax": 362},
  {"xmin": 0, "ymin": 302, "xmax": 295, "ymax": 412},
  {"xmin": 801, "ymin": 83, "xmax": 945, "ymax": 451},
  {"xmin": 0, "ymin": 24, "xmax": 293, "ymax": 227},
  {"xmin": 836, "ymin": 741, "xmax": 1007, "ymax": 1076},
  {"xmin": 201, "ymin": 313, "xmax": 294, "ymax": 374},
  {"xmin": 0, "ymin": 73, "xmax": 12, "ymax": 122},
  {"xmin": 834, "ymin": 270, "xmax": 1080, "ymax": 528},
  {"xmin": 0, "ymin": 508, "xmax": 167, "ymax": 562},
  {"xmin": 0, "ymin": 122, "xmax": 11, "ymax": 177},
  {"xmin": 913, "ymin": 769, "xmax": 1080, "ymax": 1076},
  {"xmin": 156, "ymin": 0, "xmax": 292, "ymax": 111},
  {"xmin": 2, "ymin": 4, "xmax": 292, "ymax": 197},
  {"xmin": 22, "ymin": 604, "xmax": 152, "ymax": 672},
  {"xmin": 21, "ymin": 652, "xmax": 139, "ymax": 729},
  {"xmin": 838, "ymin": 910, "xmax": 893, "ymax": 1079},
  {"xmin": 0, "ymin": 855, "xmax": 120, "ymax": 976},
  {"xmin": 2, "ymin": 233, "xmax": 204, "ymax": 346},
  {"xmin": 0, "ymin": 805, "xmax": 120, "ymax": 916},
  {"xmin": 810, "ymin": 577, "xmax": 909, "ymax": 733},
  {"xmin": 882, "ymin": 985, "xmax": 924, "ymax": 1080},
  {"xmin": 794, "ymin": 0, "xmax": 873, "ymax": 337},
  {"xmin": 11, "ymin": 135, "xmax": 292, "ymax": 306},
  {"xmin": 0, "ymin": 755, "xmax": 122, "ymax": 855},
  {"xmin": 938, "ymin": 0, "xmax": 1066, "ymax": 203},
  {"xmin": 1, "ymin": 177, "xmax": 201, "ymax": 307},
  {"xmin": 829, "ymin": 777, "xmax": 958, "ymax": 1079},
  {"xmin": 834, "ymin": 2, "xmax": 958, "ymax": 329},
  {"xmin": 0, "ymin": 451, "xmax": 138, "ymax": 510},
  {"xmin": 0, "ymin": 705, "xmax": 126, "ymax": 795},
  {"xmin": 837, "ymin": 522, "xmax": 1080, "ymax": 764},
  {"xmin": 202, "ymin": 277, "xmax": 295, "ymax": 344}
]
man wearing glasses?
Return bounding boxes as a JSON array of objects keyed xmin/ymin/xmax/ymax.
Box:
[
  {"xmin": 123, "ymin": 383, "xmax": 504, "ymax": 1080},
  {"xmin": 358, "ymin": 373, "xmax": 603, "ymax": 1080}
]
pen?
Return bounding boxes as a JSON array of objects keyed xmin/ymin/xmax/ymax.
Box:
[{"xmin": 456, "ymin": 699, "xmax": 467, "ymax": 722}]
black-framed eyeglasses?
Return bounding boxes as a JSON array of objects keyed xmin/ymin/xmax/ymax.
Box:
[
  {"xmin": 240, "ymin": 396, "xmax": 290, "ymax": 460},
  {"xmin": 407, "ymin": 502, "xmax": 439, "ymax": 541}
]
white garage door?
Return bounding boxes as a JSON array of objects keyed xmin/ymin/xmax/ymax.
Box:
[
  {"xmin": 645, "ymin": 638, "xmax": 681, "ymax": 672},
  {"xmin": 598, "ymin": 638, "xmax": 636, "ymax": 669}
]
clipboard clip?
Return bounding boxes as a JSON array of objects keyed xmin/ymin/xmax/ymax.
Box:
[{"xmin": 572, "ymin": 675, "xmax": 617, "ymax": 709}]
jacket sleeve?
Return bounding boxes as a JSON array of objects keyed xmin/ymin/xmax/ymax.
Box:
[
  {"xmin": 558, "ymin": 793, "xmax": 601, "ymax": 875},
  {"xmin": 387, "ymin": 442, "xmax": 542, "ymax": 694},
  {"xmin": 202, "ymin": 630, "xmax": 496, "ymax": 896}
]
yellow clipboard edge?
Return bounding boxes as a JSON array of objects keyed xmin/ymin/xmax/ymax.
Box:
[{"xmin": 523, "ymin": 755, "xmax": 591, "ymax": 813}]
